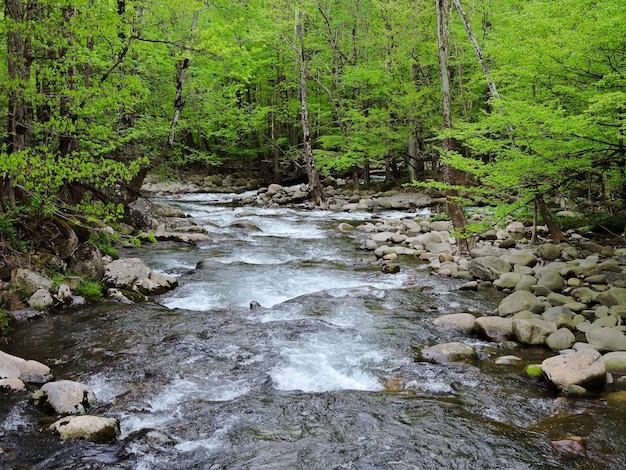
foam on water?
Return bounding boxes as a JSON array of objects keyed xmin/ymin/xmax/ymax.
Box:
[{"xmin": 270, "ymin": 332, "xmax": 385, "ymax": 392}]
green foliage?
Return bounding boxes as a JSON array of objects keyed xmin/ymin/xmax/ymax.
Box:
[
  {"xmin": 89, "ymin": 232, "xmax": 120, "ymax": 260},
  {"xmin": 75, "ymin": 280, "xmax": 105, "ymax": 303},
  {"xmin": 0, "ymin": 310, "xmax": 13, "ymax": 337},
  {"xmin": 451, "ymin": 221, "xmax": 493, "ymax": 240}
]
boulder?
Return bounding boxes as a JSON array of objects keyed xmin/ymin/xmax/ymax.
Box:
[
  {"xmin": 512, "ymin": 318, "xmax": 557, "ymax": 345},
  {"xmin": 0, "ymin": 378, "xmax": 26, "ymax": 391},
  {"xmin": 28, "ymin": 288, "xmax": 54, "ymax": 309},
  {"xmin": 602, "ymin": 351, "xmax": 626, "ymax": 374},
  {"xmin": 501, "ymin": 252, "xmax": 538, "ymax": 268},
  {"xmin": 586, "ymin": 327, "xmax": 626, "ymax": 352},
  {"xmin": 103, "ymin": 258, "xmax": 178, "ymax": 295},
  {"xmin": 68, "ymin": 242, "xmax": 104, "ymax": 280},
  {"xmin": 597, "ymin": 287, "xmax": 626, "ymax": 308},
  {"xmin": 498, "ymin": 291, "xmax": 544, "ymax": 316},
  {"xmin": 536, "ymin": 270, "xmax": 565, "ymax": 292},
  {"xmin": 541, "ymin": 349, "xmax": 606, "ymax": 390},
  {"xmin": 545, "ymin": 328, "xmax": 576, "ymax": 351},
  {"xmin": 420, "ymin": 342, "xmax": 477, "ymax": 364},
  {"xmin": 468, "ymin": 256, "xmax": 512, "ymax": 281},
  {"xmin": 493, "ymin": 272, "xmax": 525, "ymax": 289},
  {"xmin": 10, "ymin": 268, "xmax": 53, "ymax": 297},
  {"xmin": 537, "ymin": 243, "xmax": 561, "ymax": 260},
  {"xmin": 432, "ymin": 313, "xmax": 476, "ymax": 334},
  {"xmin": 474, "ymin": 316, "xmax": 514, "ymax": 342},
  {"xmin": 0, "ymin": 350, "xmax": 52, "ymax": 384},
  {"xmin": 49, "ymin": 415, "xmax": 120, "ymax": 443},
  {"xmin": 32, "ymin": 380, "xmax": 97, "ymax": 415}
]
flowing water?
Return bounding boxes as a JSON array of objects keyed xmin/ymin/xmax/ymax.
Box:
[{"xmin": 2, "ymin": 192, "xmax": 626, "ymax": 469}]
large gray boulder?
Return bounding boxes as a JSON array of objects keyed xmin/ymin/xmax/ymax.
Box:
[
  {"xmin": 513, "ymin": 318, "xmax": 557, "ymax": 345},
  {"xmin": 536, "ymin": 270, "xmax": 565, "ymax": 292},
  {"xmin": 32, "ymin": 380, "xmax": 97, "ymax": 415},
  {"xmin": 103, "ymin": 258, "xmax": 178, "ymax": 295},
  {"xmin": 474, "ymin": 317, "xmax": 514, "ymax": 342},
  {"xmin": 420, "ymin": 342, "xmax": 477, "ymax": 364},
  {"xmin": 501, "ymin": 252, "xmax": 538, "ymax": 268},
  {"xmin": 468, "ymin": 256, "xmax": 512, "ymax": 281},
  {"xmin": 541, "ymin": 349, "xmax": 606, "ymax": 390},
  {"xmin": 498, "ymin": 291, "xmax": 544, "ymax": 316},
  {"xmin": 432, "ymin": 313, "xmax": 476, "ymax": 335},
  {"xmin": 586, "ymin": 327, "xmax": 626, "ymax": 351},
  {"xmin": 0, "ymin": 350, "xmax": 52, "ymax": 384},
  {"xmin": 10, "ymin": 268, "xmax": 53, "ymax": 297},
  {"xmin": 49, "ymin": 415, "xmax": 120, "ymax": 443},
  {"xmin": 68, "ymin": 242, "xmax": 104, "ymax": 280}
]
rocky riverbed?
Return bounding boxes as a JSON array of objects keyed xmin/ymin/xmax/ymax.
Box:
[{"xmin": 2, "ymin": 176, "xmax": 626, "ymax": 458}]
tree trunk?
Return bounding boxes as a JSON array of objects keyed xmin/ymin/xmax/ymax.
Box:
[
  {"xmin": 451, "ymin": 0, "xmax": 500, "ymax": 101},
  {"xmin": 295, "ymin": 9, "xmax": 325, "ymax": 207},
  {"xmin": 436, "ymin": 0, "xmax": 470, "ymax": 246},
  {"xmin": 168, "ymin": 10, "xmax": 198, "ymax": 148},
  {"xmin": 537, "ymin": 196, "xmax": 565, "ymax": 243}
]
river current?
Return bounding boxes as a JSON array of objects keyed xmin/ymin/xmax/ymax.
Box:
[{"xmin": 2, "ymin": 191, "xmax": 625, "ymax": 469}]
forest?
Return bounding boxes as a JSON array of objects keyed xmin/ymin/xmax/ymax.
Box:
[{"xmin": 1, "ymin": 0, "xmax": 625, "ymax": 241}]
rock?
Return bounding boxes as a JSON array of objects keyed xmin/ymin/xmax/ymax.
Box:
[
  {"xmin": 537, "ymin": 243, "xmax": 561, "ymax": 260},
  {"xmin": 0, "ymin": 378, "xmax": 26, "ymax": 391},
  {"xmin": 32, "ymin": 380, "xmax": 97, "ymax": 415},
  {"xmin": 0, "ymin": 350, "xmax": 52, "ymax": 384},
  {"xmin": 541, "ymin": 349, "xmax": 606, "ymax": 390},
  {"xmin": 602, "ymin": 351, "xmax": 626, "ymax": 374},
  {"xmin": 103, "ymin": 258, "xmax": 178, "ymax": 295},
  {"xmin": 571, "ymin": 287, "xmax": 598, "ymax": 304},
  {"xmin": 506, "ymin": 221, "xmax": 526, "ymax": 233},
  {"xmin": 459, "ymin": 281, "xmax": 478, "ymax": 291},
  {"xmin": 429, "ymin": 221, "xmax": 453, "ymax": 232},
  {"xmin": 494, "ymin": 272, "xmax": 525, "ymax": 289},
  {"xmin": 512, "ymin": 318, "xmax": 557, "ymax": 345},
  {"xmin": 336, "ymin": 222, "xmax": 355, "ymax": 232},
  {"xmin": 432, "ymin": 313, "xmax": 476, "ymax": 334},
  {"xmin": 49, "ymin": 415, "xmax": 120, "ymax": 443},
  {"xmin": 28, "ymin": 288, "xmax": 54, "ymax": 309},
  {"xmin": 425, "ymin": 242, "xmax": 452, "ymax": 254},
  {"xmin": 597, "ymin": 287, "xmax": 626, "ymax": 308},
  {"xmin": 474, "ymin": 316, "xmax": 513, "ymax": 342},
  {"xmin": 586, "ymin": 327, "xmax": 626, "ymax": 351},
  {"xmin": 495, "ymin": 355, "xmax": 522, "ymax": 365},
  {"xmin": 265, "ymin": 183, "xmax": 284, "ymax": 196},
  {"xmin": 468, "ymin": 256, "xmax": 512, "ymax": 281},
  {"xmin": 501, "ymin": 252, "xmax": 538, "ymax": 268},
  {"xmin": 525, "ymin": 364, "xmax": 543, "ymax": 378},
  {"xmin": 545, "ymin": 328, "xmax": 576, "ymax": 351},
  {"xmin": 68, "ymin": 242, "xmax": 104, "ymax": 280},
  {"xmin": 420, "ymin": 342, "xmax": 477, "ymax": 364},
  {"xmin": 536, "ymin": 270, "xmax": 565, "ymax": 292},
  {"xmin": 10, "ymin": 268, "xmax": 53, "ymax": 297},
  {"xmin": 550, "ymin": 436, "xmax": 587, "ymax": 455},
  {"xmin": 498, "ymin": 291, "xmax": 544, "ymax": 316},
  {"xmin": 371, "ymin": 231, "xmax": 395, "ymax": 243}
]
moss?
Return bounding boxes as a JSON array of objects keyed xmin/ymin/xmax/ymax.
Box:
[
  {"xmin": 75, "ymin": 280, "xmax": 104, "ymax": 302},
  {"xmin": 524, "ymin": 364, "xmax": 543, "ymax": 379}
]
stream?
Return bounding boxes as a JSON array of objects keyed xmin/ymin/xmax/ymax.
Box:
[{"xmin": 2, "ymin": 191, "xmax": 626, "ymax": 469}]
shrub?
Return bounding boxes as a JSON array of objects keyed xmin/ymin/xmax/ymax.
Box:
[{"xmin": 75, "ymin": 280, "xmax": 105, "ymax": 302}]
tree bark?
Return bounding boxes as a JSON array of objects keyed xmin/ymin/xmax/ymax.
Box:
[
  {"xmin": 295, "ymin": 9, "xmax": 325, "ymax": 207},
  {"xmin": 168, "ymin": 10, "xmax": 199, "ymax": 147},
  {"xmin": 451, "ymin": 0, "xmax": 500, "ymax": 101},
  {"xmin": 436, "ymin": 0, "xmax": 470, "ymax": 247},
  {"xmin": 537, "ymin": 196, "xmax": 566, "ymax": 244}
]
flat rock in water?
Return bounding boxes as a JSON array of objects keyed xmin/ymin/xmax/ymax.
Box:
[
  {"xmin": 541, "ymin": 349, "xmax": 606, "ymax": 391},
  {"xmin": 49, "ymin": 415, "xmax": 120, "ymax": 443},
  {"xmin": 0, "ymin": 350, "xmax": 52, "ymax": 384},
  {"xmin": 474, "ymin": 317, "xmax": 514, "ymax": 342},
  {"xmin": 432, "ymin": 313, "xmax": 476, "ymax": 334},
  {"xmin": 32, "ymin": 380, "xmax": 97, "ymax": 415},
  {"xmin": 420, "ymin": 342, "xmax": 477, "ymax": 364}
]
